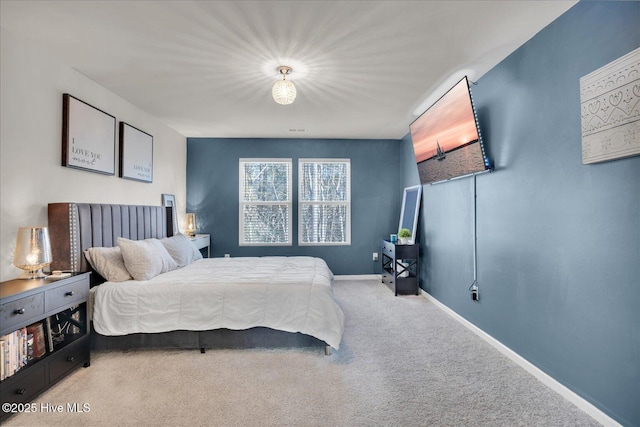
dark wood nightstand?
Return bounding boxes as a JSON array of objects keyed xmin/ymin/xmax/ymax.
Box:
[{"xmin": 0, "ymin": 272, "xmax": 90, "ymax": 422}]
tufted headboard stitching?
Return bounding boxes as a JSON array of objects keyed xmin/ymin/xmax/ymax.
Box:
[{"xmin": 48, "ymin": 203, "xmax": 171, "ymax": 278}]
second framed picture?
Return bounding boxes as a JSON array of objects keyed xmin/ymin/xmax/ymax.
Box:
[{"xmin": 119, "ymin": 122, "xmax": 153, "ymax": 182}]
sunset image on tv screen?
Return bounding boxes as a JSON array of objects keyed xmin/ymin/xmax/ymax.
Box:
[{"xmin": 410, "ymin": 77, "xmax": 488, "ymax": 184}]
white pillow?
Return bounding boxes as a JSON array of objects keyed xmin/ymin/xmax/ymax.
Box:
[
  {"xmin": 160, "ymin": 233, "xmax": 203, "ymax": 268},
  {"xmin": 84, "ymin": 246, "xmax": 132, "ymax": 282},
  {"xmin": 117, "ymin": 237, "xmax": 178, "ymax": 281}
]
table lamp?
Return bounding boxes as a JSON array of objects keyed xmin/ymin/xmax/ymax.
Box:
[
  {"xmin": 185, "ymin": 213, "xmax": 196, "ymax": 237},
  {"xmin": 13, "ymin": 226, "xmax": 52, "ymax": 279}
]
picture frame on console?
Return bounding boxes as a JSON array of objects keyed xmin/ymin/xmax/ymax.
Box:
[
  {"xmin": 119, "ymin": 122, "xmax": 153, "ymax": 183},
  {"xmin": 61, "ymin": 93, "xmax": 116, "ymax": 175},
  {"xmin": 398, "ymin": 185, "xmax": 422, "ymax": 244},
  {"xmin": 162, "ymin": 193, "xmax": 178, "ymax": 236}
]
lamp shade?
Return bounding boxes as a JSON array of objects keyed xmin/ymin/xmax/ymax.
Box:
[
  {"xmin": 185, "ymin": 213, "xmax": 197, "ymax": 237},
  {"xmin": 272, "ymin": 66, "xmax": 296, "ymax": 105},
  {"xmin": 272, "ymin": 79, "xmax": 297, "ymax": 105},
  {"xmin": 13, "ymin": 226, "xmax": 52, "ymax": 279}
]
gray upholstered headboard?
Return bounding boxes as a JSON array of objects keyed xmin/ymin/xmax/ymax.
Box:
[{"xmin": 48, "ymin": 203, "xmax": 171, "ymax": 275}]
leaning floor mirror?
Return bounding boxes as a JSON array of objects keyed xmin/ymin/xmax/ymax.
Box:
[{"xmin": 398, "ymin": 185, "xmax": 422, "ymax": 244}]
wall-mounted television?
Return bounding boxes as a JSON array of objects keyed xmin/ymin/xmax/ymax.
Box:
[{"xmin": 410, "ymin": 76, "xmax": 491, "ymax": 185}]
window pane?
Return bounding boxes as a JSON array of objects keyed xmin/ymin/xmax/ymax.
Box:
[
  {"xmin": 300, "ymin": 204, "xmax": 347, "ymax": 243},
  {"xmin": 242, "ymin": 162, "xmax": 290, "ymax": 202},
  {"xmin": 240, "ymin": 159, "xmax": 291, "ymax": 246},
  {"xmin": 300, "ymin": 162, "xmax": 347, "ymax": 202},
  {"xmin": 242, "ymin": 204, "xmax": 290, "ymax": 243}
]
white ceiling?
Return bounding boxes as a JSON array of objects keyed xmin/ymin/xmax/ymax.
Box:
[{"xmin": 1, "ymin": 0, "xmax": 576, "ymax": 140}]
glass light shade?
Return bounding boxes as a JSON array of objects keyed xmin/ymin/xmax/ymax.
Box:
[
  {"xmin": 185, "ymin": 213, "xmax": 197, "ymax": 237},
  {"xmin": 13, "ymin": 226, "xmax": 52, "ymax": 279},
  {"xmin": 272, "ymin": 79, "xmax": 297, "ymax": 105}
]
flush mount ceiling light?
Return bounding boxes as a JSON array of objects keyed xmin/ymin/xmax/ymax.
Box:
[{"xmin": 272, "ymin": 66, "xmax": 296, "ymax": 105}]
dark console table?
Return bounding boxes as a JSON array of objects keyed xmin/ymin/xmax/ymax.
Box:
[{"xmin": 381, "ymin": 239, "xmax": 419, "ymax": 295}]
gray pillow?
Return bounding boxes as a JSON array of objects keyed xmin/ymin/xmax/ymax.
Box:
[
  {"xmin": 117, "ymin": 237, "xmax": 178, "ymax": 281},
  {"xmin": 160, "ymin": 233, "xmax": 203, "ymax": 268},
  {"xmin": 84, "ymin": 246, "xmax": 132, "ymax": 282}
]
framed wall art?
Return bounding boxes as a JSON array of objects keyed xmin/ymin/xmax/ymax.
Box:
[
  {"xmin": 62, "ymin": 94, "xmax": 116, "ymax": 175},
  {"xmin": 162, "ymin": 193, "xmax": 178, "ymax": 236},
  {"xmin": 119, "ymin": 122, "xmax": 153, "ymax": 182},
  {"xmin": 580, "ymin": 46, "xmax": 640, "ymax": 164}
]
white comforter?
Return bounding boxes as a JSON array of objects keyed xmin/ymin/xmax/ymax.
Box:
[{"xmin": 92, "ymin": 257, "xmax": 344, "ymax": 349}]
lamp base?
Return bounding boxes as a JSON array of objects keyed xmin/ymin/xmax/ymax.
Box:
[{"xmin": 18, "ymin": 269, "xmax": 46, "ymax": 279}]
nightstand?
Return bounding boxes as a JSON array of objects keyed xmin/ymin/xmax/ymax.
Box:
[
  {"xmin": 189, "ymin": 234, "xmax": 210, "ymax": 258},
  {"xmin": 0, "ymin": 272, "xmax": 90, "ymax": 422}
]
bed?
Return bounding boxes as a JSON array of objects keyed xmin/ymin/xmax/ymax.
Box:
[{"xmin": 47, "ymin": 203, "xmax": 344, "ymax": 354}]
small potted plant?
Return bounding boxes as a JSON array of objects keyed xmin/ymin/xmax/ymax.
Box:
[{"xmin": 398, "ymin": 228, "xmax": 412, "ymax": 244}]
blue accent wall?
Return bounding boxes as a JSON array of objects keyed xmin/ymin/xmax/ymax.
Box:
[
  {"xmin": 402, "ymin": 2, "xmax": 640, "ymax": 425},
  {"xmin": 187, "ymin": 138, "xmax": 402, "ymax": 275}
]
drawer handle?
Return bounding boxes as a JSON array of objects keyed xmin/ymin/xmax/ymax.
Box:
[
  {"xmin": 14, "ymin": 308, "xmax": 26, "ymax": 315},
  {"xmin": 17, "ymin": 388, "xmax": 26, "ymax": 395},
  {"xmin": 67, "ymin": 356, "xmax": 75, "ymax": 363},
  {"xmin": 65, "ymin": 291, "xmax": 75, "ymax": 297}
]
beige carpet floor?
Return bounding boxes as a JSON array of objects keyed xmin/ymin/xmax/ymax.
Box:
[{"xmin": 3, "ymin": 279, "xmax": 601, "ymax": 426}]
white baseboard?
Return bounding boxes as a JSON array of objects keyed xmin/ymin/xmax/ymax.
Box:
[
  {"xmin": 419, "ymin": 289, "xmax": 621, "ymax": 427},
  {"xmin": 334, "ymin": 274, "xmax": 379, "ymax": 281}
]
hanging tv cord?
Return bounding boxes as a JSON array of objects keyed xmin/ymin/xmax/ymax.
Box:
[{"xmin": 469, "ymin": 175, "xmax": 479, "ymax": 301}]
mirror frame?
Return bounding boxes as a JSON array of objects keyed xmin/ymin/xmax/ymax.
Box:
[{"xmin": 398, "ymin": 185, "xmax": 422, "ymax": 244}]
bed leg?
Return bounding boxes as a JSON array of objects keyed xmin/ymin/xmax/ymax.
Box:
[
  {"xmin": 200, "ymin": 348, "xmax": 205, "ymax": 354},
  {"xmin": 325, "ymin": 345, "xmax": 331, "ymax": 356}
]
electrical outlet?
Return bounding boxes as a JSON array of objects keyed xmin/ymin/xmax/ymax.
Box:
[
  {"xmin": 372, "ymin": 252, "xmax": 378, "ymax": 261},
  {"xmin": 224, "ymin": 254, "xmax": 230, "ymax": 258},
  {"xmin": 470, "ymin": 283, "xmax": 479, "ymax": 301}
]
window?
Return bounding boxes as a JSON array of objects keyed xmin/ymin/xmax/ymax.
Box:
[
  {"xmin": 299, "ymin": 159, "xmax": 350, "ymax": 245},
  {"xmin": 239, "ymin": 159, "xmax": 292, "ymax": 246}
]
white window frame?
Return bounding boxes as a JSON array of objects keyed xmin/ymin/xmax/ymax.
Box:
[
  {"xmin": 298, "ymin": 158, "xmax": 351, "ymax": 246},
  {"xmin": 239, "ymin": 158, "xmax": 292, "ymax": 246}
]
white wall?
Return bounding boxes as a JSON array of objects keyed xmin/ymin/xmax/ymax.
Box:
[{"xmin": 0, "ymin": 29, "xmax": 187, "ymax": 281}]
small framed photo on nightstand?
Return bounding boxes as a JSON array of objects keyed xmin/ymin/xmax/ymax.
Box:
[{"xmin": 162, "ymin": 194, "xmax": 178, "ymax": 236}]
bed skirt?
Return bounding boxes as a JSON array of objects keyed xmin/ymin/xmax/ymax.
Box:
[{"xmin": 90, "ymin": 325, "xmax": 326, "ymax": 351}]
